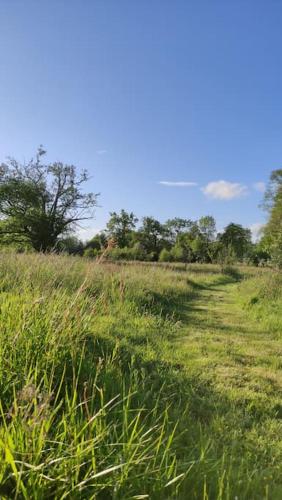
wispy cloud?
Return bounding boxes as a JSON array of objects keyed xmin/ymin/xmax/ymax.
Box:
[
  {"xmin": 159, "ymin": 181, "xmax": 198, "ymax": 187},
  {"xmin": 250, "ymin": 222, "xmax": 265, "ymax": 242},
  {"xmin": 202, "ymin": 180, "xmax": 248, "ymax": 200},
  {"xmin": 96, "ymin": 149, "xmax": 108, "ymax": 155},
  {"xmin": 253, "ymin": 181, "xmax": 266, "ymax": 193}
]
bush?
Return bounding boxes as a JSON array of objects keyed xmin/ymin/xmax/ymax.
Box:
[
  {"xmin": 106, "ymin": 244, "xmax": 155, "ymax": 262},
  {"xmin": 159, "ymin": 248, "xmax": 172, "ymax": 262},
  {"xmin": 57, "ymin": 236, "xmax": 84, "ymax": 255},
  {"xmin": 84, "ymin": 247, "xmax": 98, "ymax": 258},
  {"xmin": 106, "ymin": 247, "xmax": 134, "ymax": 261},
  {"xmin": 170, "ymin": 245, "xmax": 187, "ymax": 262}
]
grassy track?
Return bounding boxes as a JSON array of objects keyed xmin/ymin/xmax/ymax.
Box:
[
  {"xmin": 179, "ymin": 276, "xmax": 282, "ymax": 390},
  {"xmin": 0, "ymin": 254, "xmax": 281, "ymax": 499},
  {"xmin": 173, "ymin": 272, "xmax": 282, "ymax": 499}
]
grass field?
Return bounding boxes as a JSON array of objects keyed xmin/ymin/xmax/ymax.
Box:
[{"xmin": 0, "ymin": 253, "xmax": 281, "ymax": 499}]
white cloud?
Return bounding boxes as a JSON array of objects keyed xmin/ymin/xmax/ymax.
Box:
[
  {"xmin": 202, "ymin": 180, "xmax": 248, "ymax": 200},
  {"xmin": 250, "ymin": 222, "xmax": 265, "ymax": 242},
  {"xmin": 96, "ymin": 149, "xmax": 107, "ymax": 155},
  {"xmin": 159, "ymin": 181, "xmax": 198, "ymax": 187},
  {"xmin": 253, "ymin": 182, "xmax": 266, "ymax": 193}
]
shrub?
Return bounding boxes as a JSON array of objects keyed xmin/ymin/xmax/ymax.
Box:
[
  {"xmin": 84, "ymin": 247, "xmax": 98, "ymax": 258},
  {"xmin": 159, "ymin": 248, "xmax": 172, "ymax": 262},
  {"xmin": 106, "ymin": 247, "xmax": 135, "ymax": 261},
  {"xmin": 170, "ymin": 245, "xmax": 187, "ymax": 262}
]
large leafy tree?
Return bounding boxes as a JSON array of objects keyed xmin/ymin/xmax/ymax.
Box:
[
  {"xmin": 106, "ymin": 209, "xmax": 138, "ymax": 248},
  {"xmin": 262, "ymin": 169, "xmax": 282, "ymax": 267},
  {"xmin": 198, "ymin": 216, "xmax": 216, "ymax": 242},
  {"xmin": 0, "ymin": 147, "xmax": 98, "ymax": 251},
  {"xmin": 219, "ymin": 223, "xmax": 252, "ymax": 260},
  {"xmin": 138, "ymin": 216, "xmax": 166, "ymax": 257},
  {"xmin": 165, "ymin": 218, "xmax": 193, "ymax": 242}
]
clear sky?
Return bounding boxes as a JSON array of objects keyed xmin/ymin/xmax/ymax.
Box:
[{"xmin": 1, "ymin": 1, "xmax": 282, "ymax": 240}]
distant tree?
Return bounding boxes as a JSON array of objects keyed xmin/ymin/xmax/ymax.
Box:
[
  {"xmin": 106, "ymin": 209, "xmax": 138, "ymax": 248},
  {"xmin": 170, "ymin": 244, "xmax": 188, "ymax": 262},
  {"xmin": 138, "ymin": 216, "xmax": 166, "ymax": 258},
  {"xmin": 189, "ymin": 216, "xmax": 217, "ymax": 262},
  {"xmin": 174, "ymin": 222, "xmax": 201, "ymax": 262},
  {"xmin": 216, "ymin": 243, "xmax": 236, "ymax": 267},
  {"xmin": 207, "ymin": 240, "xmax": 222, "ymax": 264},
  {"xmin": 159, "ymin": 248, "xmax": 172, "ymax": 262},
  {"xmin": 263, "ymin": 169, "xmax": 282, "ymax": 211},
  {"xmin": 219, "ymin": 223, "xmax": 252, "ymax": 260},
  {"xmin": 198, "ymin": 216, "xmax": 216, "ymax": 242},
  {"xmin": 248, "ymin": 243, "xmax": 270, "ymax": 266},
  {"xmin": 85, "ymin": 232, "xmax": 107, "ymax": 251},
  {"xmin": 0, "ymin": 147, "xmax": 98, "ymax": 252},
  {"xmin": 190, "ymin": 236, "xmax": 210, "ymax": 263},
  {"xmin": 84, "ymin": 247, "xmax": 98, "ymax": 259},
  {"xmin": 57, "ymin": 236, "xmax": 84, "ymax": 255},
  {"xmin": 262, "ymin": 169, "xmax": 282, "ymax": 267},
  {"xmin": 165, "ymin": 218, "xmax": 193, "ymax": 243}
]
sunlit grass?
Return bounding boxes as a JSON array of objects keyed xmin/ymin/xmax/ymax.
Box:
[{"xmin": 0, "ymin": 253, "xmax": 281, "ymax": 498}]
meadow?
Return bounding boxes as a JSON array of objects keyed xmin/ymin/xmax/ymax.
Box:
[{"xmin": 0, "ymin": 253, "xmax": 281, "ymax": 499}]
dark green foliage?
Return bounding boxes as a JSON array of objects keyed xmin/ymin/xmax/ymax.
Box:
[
  {"xmin": 159, "ymin": 248, "xmax": 172, "ymax": 262},
  {"xmin": 106, "ymin": 209, "xmax": 138, "ymax": 247},
  {"xmin": 218, "ymin": 223, "xmax": 252, "ymax": 260},
  {"xmin": 137, "ymin": 216, "xmax": 168, "ymax": 258},
  {"xmin": 87, "ymin": 214, "xmax": 255, "ymax": 265},
  {"xmin": 165, "ymin": 217, "xmax": 193, "ymax": 243},
  {"xmin": 107, "ymin": 245, "xmax": 152, "ymax": 261},
  {"xmin": 85, "ymin": 232, "xmax": 107, "ymax": 250},
  {"xmin": 83, "ymin": 247, "xmax": 99, "ymax": 258},
  {"xmin": 248, "ymin": 245, "xmax": 271, "ymax": 266},
  {"xmin": 57, "ymin": 236, "xmax": 84, "ymax": 255},
  {"xmin": 0, "ymin": 148, "xmax": 98, "ymax": 252},
  {"xmin": 198, "ymin": 215, "xmax": 216, "ymax": 242},
  {"xmin": 262, "ymin": 169, "xmax": 282, "ymax": 267}
]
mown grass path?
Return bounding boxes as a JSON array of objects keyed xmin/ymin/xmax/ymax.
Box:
[
  {"xmin": 177, "ymin": 276, "xmax": 282, "ymax": 397},
  {"xmin": 170, "ymin": 274, "xmax": 282, "ymax": 498}
]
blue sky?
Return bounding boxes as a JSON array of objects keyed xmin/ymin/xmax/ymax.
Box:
[{"xmin": 1, "ymin": 1, "xmax": 282, "ymax": 240}]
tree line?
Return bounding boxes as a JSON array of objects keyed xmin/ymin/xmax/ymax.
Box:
[
  {"xmin": 0, "ymin": 149, "xmax": 281, "ymax": 267},
  {"xmin": 82, "ymin": 212, "xmax": 259, "ymax": 265}
]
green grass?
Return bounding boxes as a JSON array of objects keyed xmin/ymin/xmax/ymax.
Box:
[{"xmin": 0, "ymin": 253, "xmax": 281, "ymax": 499}]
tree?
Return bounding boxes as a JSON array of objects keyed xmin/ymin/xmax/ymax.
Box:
[
  {"xmin": 192, "ymin": 216, "xmax": 217, "ymax": 262},
  {"xmin": 159, "ymin": 248, "xmax": 172, "ymax": 262},
  {"xmin": 0, "ymin": 147, "xmax": 98, "ymax": 252},
  {"xmin": 106, "ymin": 209, "xmax": 138, "ymax": 248},
  {"xmin": 219, "ymin": 223, "xmax": 252, "ymax": 260},
  {"xmin": 165, "ymin": 218, "xmax": 193, "ymax": 243},
  {"xmin": 262, "ymin": 169, "xmax": 282, "ymax": 267},
  {"xmin": 57, "ymin": 236, "xmax": 84, "ymax": 255},
  {"xmin": 85, "ymin": 232, "xmax": 107, "ymax": 251},
  {"xmin": 138, "ymin": 216, "xmax": 166, "ymax": 257},
  {"xmin": 198, "ymin": 216, "xmax": 216, "ymax": 242},
  {"xmin": 174, "ymin": 222, "xmax": 201, "ymax": 262},
  {"xmin": 84, "ymin": 247, "xmax": 99, "ymax": 259},
  {"xmin": 263, "ymin": 169, "xmax": 282, "ymax": 211},
  {"xmin": 170, "ymin": 244, "xmax": 188, "ymax": 262}
]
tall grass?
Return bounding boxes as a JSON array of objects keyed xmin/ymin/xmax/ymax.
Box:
[
  {"xmin": 238, "ymin": 269, "xmax": 282, "ymax": 335},
  {"xmin": 0, "ymin": 254, "xmax": 190, "ymax": 498},
  {"xmin": 0, "ymin": 253, "xmax": 281, "ymax": 498}
]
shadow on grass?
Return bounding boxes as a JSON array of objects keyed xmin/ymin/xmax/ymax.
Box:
[{"xmin": 131, "ymin": 272, "xmax": 243, "ymax": 324}]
